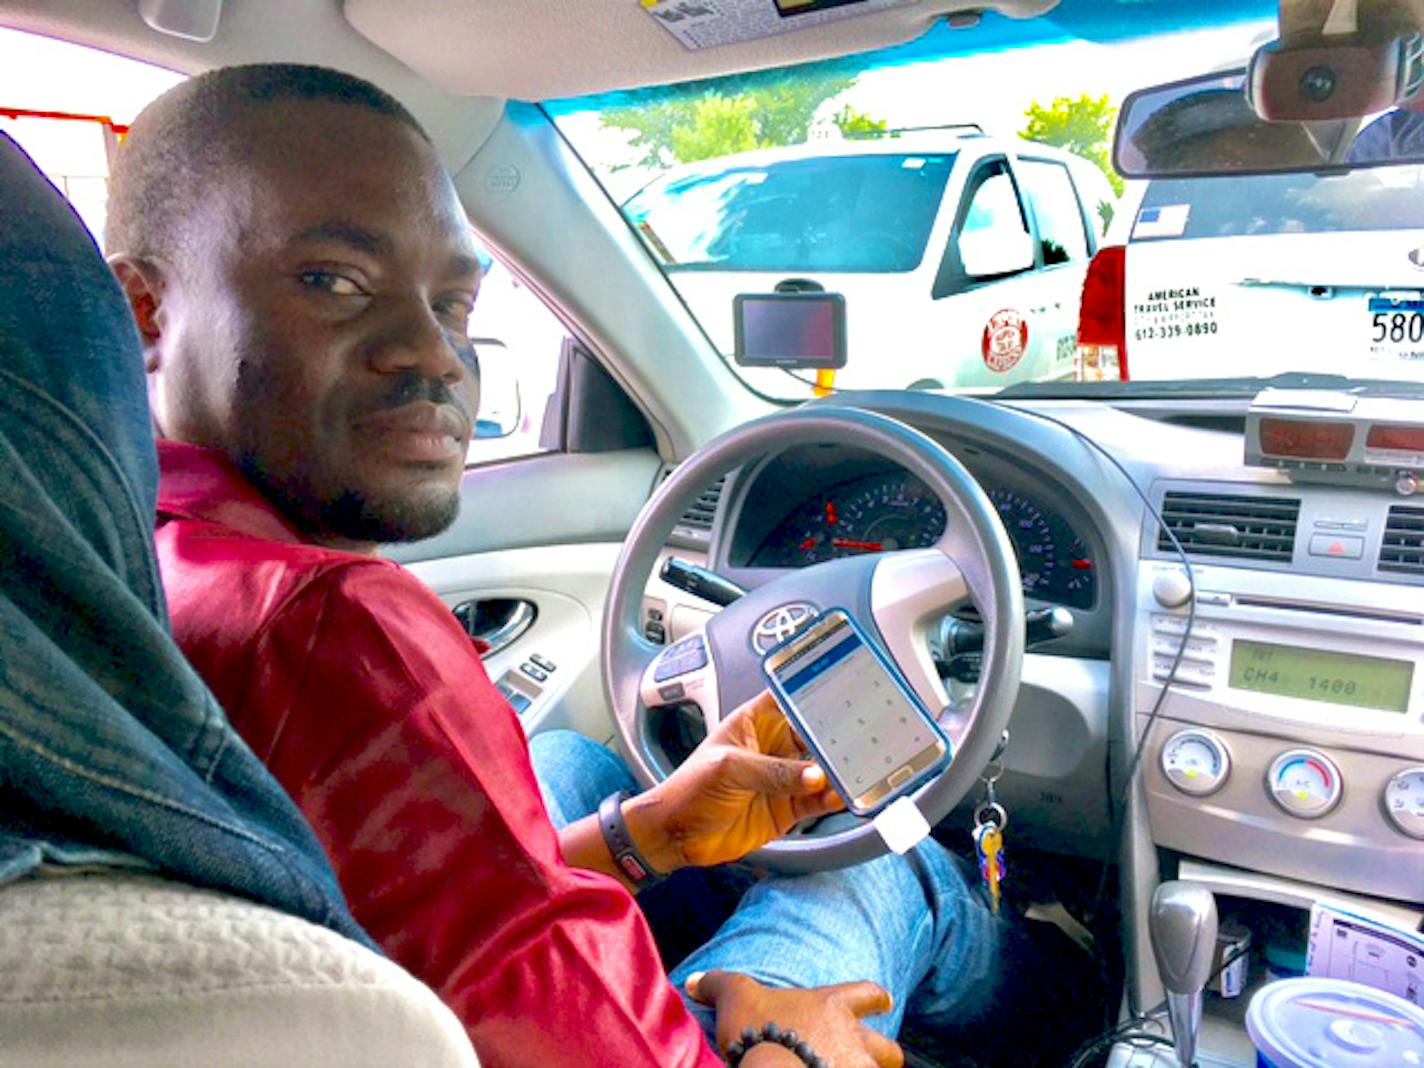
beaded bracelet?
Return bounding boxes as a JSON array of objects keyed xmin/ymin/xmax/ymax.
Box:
[{"xmin": 725, "ymin": 1023, "xmax": 827, "ymax": 1067}]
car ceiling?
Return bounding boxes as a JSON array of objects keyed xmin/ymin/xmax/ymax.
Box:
[{"xmin": 1, "ymin": 0, "xmax": 1054, "ymax": 171}]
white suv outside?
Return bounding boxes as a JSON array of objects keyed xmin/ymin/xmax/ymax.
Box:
[
  {"xmin": 1076, "ymin": 167, "xmax": 1424, "ymax": 383},
  {"xmin": 622, "ymin": 129, "xmax": 1116, "ymax": 391}
]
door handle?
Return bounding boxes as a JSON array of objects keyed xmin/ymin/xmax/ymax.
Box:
[{"xmin": 452, "ymin": 598, "xmax": 536, "ymax": 658}]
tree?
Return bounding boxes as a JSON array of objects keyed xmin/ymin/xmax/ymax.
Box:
[
  {"xmin": 601, "ymin": 68, "xmax": 867, "ymax": 168},
  {"xmin": 1020, "ymin": 93, "xmax": 1124, "ymax": 195},
  {"xmin": 832, "ymin": 104, "xmax": 887, "ymax": 139},
  {"xmin": 669, "ymin": 95, "xmax": 760, "ymax": 162}
]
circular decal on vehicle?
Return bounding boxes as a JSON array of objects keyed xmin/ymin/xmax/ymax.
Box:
[{"xmin": 982, "ymin": 309, "xmax": 1028, "ymax": 373}]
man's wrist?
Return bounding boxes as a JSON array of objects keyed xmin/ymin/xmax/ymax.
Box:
[
  {"xmin": 620, "ymin": 789, "xmax": 684, "ymax": 875},
  {"xmin": 738, "ymin": 1046, "xmax": 803, "ymax": 1067}
]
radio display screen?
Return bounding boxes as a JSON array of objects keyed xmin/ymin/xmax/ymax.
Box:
[{"xmin": 1229, "ymin": 640, "xmax": 1415, "ymax": 713}]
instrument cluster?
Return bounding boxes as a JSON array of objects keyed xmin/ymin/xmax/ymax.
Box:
[{"xmin": 747, "ymin": 470, "xmax": 1098, "ymax": 610}]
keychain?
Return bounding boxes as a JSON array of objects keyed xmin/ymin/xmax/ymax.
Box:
[{"xmin": 972, "ymin": 733, "xmax": 1010, "ymax": 914}]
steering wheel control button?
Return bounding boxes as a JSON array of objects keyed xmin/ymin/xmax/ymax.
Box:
[
  {"xmin": 1267, "ymin": 749, "xmax": 1343, "ymax": 819},
  {"xmin": 530, "ymin": 654, "xmax": 557, "ymax": 673},
  {"xmin": 1152, "ymin": 567, "xmax": 1194, "ymax": 608},
  {"xmin": 1161, "ymin": 729, "xmax": 1231, "ymax": 797},
  {"xmin": 652, "ymin": 635, "xmax": 708, "ymax": 682},
  {"xmin": 657, "ymin": 683, "xmax": 686, "ymax": 703},
  {"xmin": 1383, "ymin": 768, "xmax": 1424, "ymax": 839},
  {"xmin": 520, "ymin": 662, "xmax": 548, "ymax": 683}
]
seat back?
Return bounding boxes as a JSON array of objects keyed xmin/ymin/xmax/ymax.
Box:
[{"xmin": 0, "ymin": 870, "xmax": 478, "ymax": 1067}]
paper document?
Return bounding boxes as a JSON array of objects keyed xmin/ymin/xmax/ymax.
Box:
[
  {"xmin": 1307, "ymin": 903, "xmax": 1424, "ymax": 1008},
  {"xmin": 642, "ymin": 0, "xmax": 916, "ymax": 52}
]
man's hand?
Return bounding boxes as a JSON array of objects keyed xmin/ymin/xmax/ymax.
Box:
[
  {"xmin": 687, "ymin": 970, "xmax": 904, "ymax": 1068},
  {"xmin": 624, "ymin": 690, "xmax": 845, "ymax": 872}
]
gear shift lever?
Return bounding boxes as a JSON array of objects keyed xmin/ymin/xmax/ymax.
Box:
[{"xmin": 1149, "ymin": 881, "xmax": 1218, "ymax": 1068}]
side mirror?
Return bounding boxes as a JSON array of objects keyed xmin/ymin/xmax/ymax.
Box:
[
  {"xmin": 959, "ymin": 228, "xmax": 1035, "ymax": 278},
  {"xmin": 469, "ymin": 338, "xmax": 523, "ymax": 439}
]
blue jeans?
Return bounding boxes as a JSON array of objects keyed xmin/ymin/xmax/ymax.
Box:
[
  {"xmin": 0, "ymin": 133, "xmax": 368, "ymax": 947},
  {"xmin": 530, "ymin": 729, "xmax": 1015, "ymax": 1043}
]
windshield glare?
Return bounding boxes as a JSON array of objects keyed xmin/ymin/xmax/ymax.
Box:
[
  {"xmin": 625, "ymin": 151, "xmax": 957, "ymax": 273},
  {"xmin": 547, "ymin": 0, "xmax": 1424, "ymax": 400}
]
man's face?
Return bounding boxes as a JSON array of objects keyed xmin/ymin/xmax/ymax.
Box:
[{"xmin": 144, "ymin": 100, "xmax": 482, "ymax": 548}]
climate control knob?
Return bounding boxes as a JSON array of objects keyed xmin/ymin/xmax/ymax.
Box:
[
  {"xmin": 1267, "ymin": 749, "xmax": 1342, "ymax": 819},
  {"xmin": 1383, "ymin": 768, "xmax": 1424, "ymax": 839},
  {"xmin": 1161, "ymin": 729, "xmax": 1230, "ymax": 797}
]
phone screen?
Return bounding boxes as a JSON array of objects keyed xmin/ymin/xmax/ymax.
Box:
[{"xmin": 767, "ymin": 614, "xmax": 944, "ymax": 804}]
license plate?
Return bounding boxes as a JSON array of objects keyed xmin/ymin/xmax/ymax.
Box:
[{"xmin": 1369, "ymin": 294, "xmax": 1424, "ymax": 361}]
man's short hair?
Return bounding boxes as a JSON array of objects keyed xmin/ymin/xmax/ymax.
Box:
[{"xmin": 105, "ymin": 63, "xmax": 429, "ymax": 262}]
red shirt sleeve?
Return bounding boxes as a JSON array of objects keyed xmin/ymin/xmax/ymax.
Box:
[{"xmin": 237, "ymin": 562, "xmax": 721, "ymax": 1068}]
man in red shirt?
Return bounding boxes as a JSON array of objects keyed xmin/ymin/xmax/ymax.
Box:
[{"xmin": 109, "ymin": 65, "xmax": 1012, "ymax": 1068}]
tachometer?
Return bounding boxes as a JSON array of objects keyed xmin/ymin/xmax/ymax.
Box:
[
  {"xmin": 839, "ymin": 477, "xmax": 945, "ymax": 556},
  {"xmin": 751, "ymin": 473, "xmax": 946, "ymax": 566}
]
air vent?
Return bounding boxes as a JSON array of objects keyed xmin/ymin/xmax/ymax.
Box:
[
  {"xmin": 1158, "ymin": 491, "xmax": 1300, "ymax": 562},
  {"xmin": 678, "ymin": 477, "xmax": 726, "ymax": 533},
  {"xmin": 1380, "ymin": 505, "xmax": 1424, "ymax": 576},
  {"xmin": 667, "ymin": 476, "xmax": 726, "ymax": 548}
]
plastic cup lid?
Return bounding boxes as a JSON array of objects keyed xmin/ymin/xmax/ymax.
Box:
[{"xmin": 1247, "ymin": 978, "xmax": 1424, "ymax": 1068}]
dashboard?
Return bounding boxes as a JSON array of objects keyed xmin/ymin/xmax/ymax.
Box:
[
  {"xmin": 662, "ymin": 390, "xmax": 1424, "ymax": 907},
  {"xmin": 639, "ymin": 388, "xmax": 1424, "ymax": 1053}
]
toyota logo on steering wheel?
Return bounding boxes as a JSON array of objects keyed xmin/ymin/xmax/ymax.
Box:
[{"xmin": 751, "ymin": 603, "xmax": 819, "ymax": 654}]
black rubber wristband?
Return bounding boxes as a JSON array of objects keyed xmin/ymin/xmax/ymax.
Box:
[
  {"xmin": 597, "ymin": 790, "xmax": 665, "ymax": 889},
  {"xmin": 725, "ymin": 1023, "xmax": 827, "ymax": 1067}
]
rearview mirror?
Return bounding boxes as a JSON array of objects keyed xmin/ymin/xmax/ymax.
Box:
[
  {"xmin": 959, "ymin": 228, "xmax": 1035, "ymax": 278},
  {"xmin": 1115, "ymin": 67, "xmax": 1424, "ymax": 179},
  {"xmin": 470, "ymin": 338, "xmax": 522, "ymax": 439}
]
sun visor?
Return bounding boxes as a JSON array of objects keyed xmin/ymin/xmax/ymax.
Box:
[{"xmin": 342, "ymin": 0, "xmax": 1056, "ymax": 101}]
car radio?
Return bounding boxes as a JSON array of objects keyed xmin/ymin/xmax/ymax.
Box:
[{"xmin": 1143, "ymin": 564, "xmax": 1424, "ymax": 734}]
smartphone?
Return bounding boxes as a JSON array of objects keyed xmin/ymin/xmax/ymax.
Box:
[{"xmin": 761, "ymin": 608, "xmax": 951, "ymax": 816}]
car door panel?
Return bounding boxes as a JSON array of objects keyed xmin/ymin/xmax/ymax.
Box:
[
  {"xmin": 389, "ymin": 447, "xmax": 661, "ymax": 563},
  {"xmin": 390, "ymin": 447, "xmax": 663, "ymax": 740}
]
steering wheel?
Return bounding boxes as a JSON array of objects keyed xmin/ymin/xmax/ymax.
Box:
[{"xmin": 602, "ymin": 407, "xmax": 1023, "ymax": 873}]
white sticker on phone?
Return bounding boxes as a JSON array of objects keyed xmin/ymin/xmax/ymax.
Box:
[{"xmin": 872, "ymin": 796, "xmax": 930, "ymax": 855}]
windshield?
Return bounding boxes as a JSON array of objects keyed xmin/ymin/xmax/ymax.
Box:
[{"xmin": 547, "ymin": 0, "xmax": 1424, "ymax": 400}]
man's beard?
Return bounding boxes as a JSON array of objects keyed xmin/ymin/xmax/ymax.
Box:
[
  {"xmin": 236, "ymin": 366, "xmax": 473, "ymax": 546},
  {"xmin": 240, "ymin": 454, "xmax": 462, "ymax": 545},
  {"xmin": 314, "ymin": 480, "xmax": 461, "ymax": 544}
]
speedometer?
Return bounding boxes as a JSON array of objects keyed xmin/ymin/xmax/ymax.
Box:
[
  {"xmin": 987, "ymin": 487, "xmax": 1096, "ymax": 609},
  {"xmin": 988, "ymin": 488, "xmax": 1057, "ymax": 596}
]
